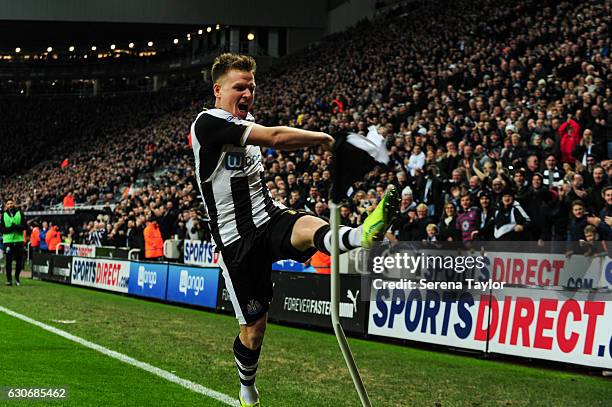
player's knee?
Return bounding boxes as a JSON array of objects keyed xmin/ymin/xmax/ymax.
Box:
[{"xmin": 291, "ymin": 215, "xmax": 328, "ymax": 250}]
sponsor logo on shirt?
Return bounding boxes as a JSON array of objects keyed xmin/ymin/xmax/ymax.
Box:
[{"xmin": 224, "ymin": 151, "xmax": 261, "ymax": 170}]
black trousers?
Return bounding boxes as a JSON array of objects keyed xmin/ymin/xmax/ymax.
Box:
[{"xmin": 5, "ymin": 243, "xmax": 24, "ymax": 283}]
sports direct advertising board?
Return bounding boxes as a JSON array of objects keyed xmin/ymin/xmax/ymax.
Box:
[
  {"xmin": 71, "ymin": 257, "xmax": 130, "ymax": 293},
  {"xmin": 63, "ymin": 244, "xmax": 95, "ymax": 258},
  {"xmin": 183, "ymin": 239, "xmax": 219, "ymax": 267},
  {"xmin": 484, "ymin": 251, "xmax": 605, "ymax": 289},
  {"xmin": 485, "ymin": 287, "xmax": 612, "ymax": 369},
  {"xmin": 368, "ymin": 286, "xmax": 489, "ymax": 351},
  {"xmin": 365, "ymin": 242, "xmax": 612, "ymax": 368}
]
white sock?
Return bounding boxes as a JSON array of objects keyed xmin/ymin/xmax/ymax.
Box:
[{"xmin": 323, "ymin": 225, "xmax": 362, "ymax": 253}]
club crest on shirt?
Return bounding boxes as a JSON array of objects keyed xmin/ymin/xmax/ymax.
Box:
[{"xmin": 246, "ymin": 299, "xmax": 263, "ymax": 315}]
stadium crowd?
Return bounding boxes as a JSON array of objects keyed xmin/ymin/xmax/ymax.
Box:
[{"xmin": 0, "ymin": 0, "xmax": 610, "ymax": 256}]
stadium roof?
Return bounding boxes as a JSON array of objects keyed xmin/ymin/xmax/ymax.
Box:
[{"xmin": 0, "ymin": 20, "xmax": 201, "ymax": 53}]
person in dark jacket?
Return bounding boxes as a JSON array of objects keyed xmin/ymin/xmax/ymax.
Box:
[
  {"xmin": 568, "ymin": 200, "xmax": 589, "ymax": 241},
  {"xmin": 549, "ymin": 183, "xmax": 572, "ymax": 241},
  {"xmin": 512, "ymin": 169, "xmax": 530, "ymax": 208},
  {"xmin": 398, "ymin": 204, "xmax": 433, "ymax": 241},
  {"xmin": 38, "ymin": 221, "xmax": 49, "ymax": 251},
  {"xmin": 587, "ymin": 186, "xmax": 612, "ymax": 241},
  {"xmin": 587, "ymin": 165, "xmax": 608, "ymax": 213},
  {"xmin": 475, "ymin": 191, "xmax": 495, "ymax": 240},
  {"xmin": 572, "ymin": 129, "xmax": 604, "ymax": 167},
  {"xmin": 159, "ymin": 202, "xmax": 179, "ymax": 240},
  {"xmin": 494, "ymin": 189, "xmax": 531, "ymax": 241},
  {"xmin": 415, "ymin": 166, "xmax": 443, "ymax": 218},
  {"xmin": 525, "ymin": 173, "xmax": 554, "ymax": 240},
  {"xmin": 0, "ymin": 198, "xmax": 27, "ymax": 286},
  {"xmin": 438, "ymin": 202, "xmax": 460, "ymax": 242},
  {"xmin": 126, "ymin": 218, "xmax": 145, "ymax": 259}
]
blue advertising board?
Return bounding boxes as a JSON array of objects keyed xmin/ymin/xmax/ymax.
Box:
[
  {"xmin": 272, "ymin": 259, "xmax": 316, "ymax": 273},
  {"xmin": 128, "ymin": 262, "xmax": 169, "ymax": 300},
  {"xmin": 166, "ymin": 265, "xmax": 220, "ymax": 309}
]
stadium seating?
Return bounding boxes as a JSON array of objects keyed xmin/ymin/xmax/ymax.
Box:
[{"xmin": 0, "ymin": 0, "xmax": 610, "ymax": 245}]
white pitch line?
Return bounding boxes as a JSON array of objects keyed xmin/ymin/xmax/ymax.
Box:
[{"xmin": 0, "ymin": 305, "xmax": 239, "ymax": 407}]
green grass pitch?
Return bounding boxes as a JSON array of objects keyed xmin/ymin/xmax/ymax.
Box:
[{"xmin": 0, "ymin": 279, "xmax": 610, "ymax": 406}]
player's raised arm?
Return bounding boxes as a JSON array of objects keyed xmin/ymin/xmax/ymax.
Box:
[{"xmin": 246, "ymin": 123, "xmax": 334, "ymax": 150}]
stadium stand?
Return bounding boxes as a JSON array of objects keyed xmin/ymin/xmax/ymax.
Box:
[{"xmin": 0, "ymin": 0, "xmax": 610, "ymax": 247}]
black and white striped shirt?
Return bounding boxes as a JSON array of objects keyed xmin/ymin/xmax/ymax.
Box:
[
  {"xmin": 542, "ymin": 167, "xmax": 563, "ymax": 187},
  {"xmin": 88, "ymin": 228, "xmax": 106, "ymax": 247},
  {"xmin": 190, "ymin": 108, "xmax": 284, "ymax": 248}
]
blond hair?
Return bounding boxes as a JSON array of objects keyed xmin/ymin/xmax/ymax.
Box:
[{"xmin": 211, "ymin": 53, "xmax": 256, "ymax": 83}]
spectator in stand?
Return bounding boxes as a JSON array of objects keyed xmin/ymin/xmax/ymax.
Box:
[
  {"xmin": 127, "ymin": 217, "xmax": 146, "ymax": 259},
  {"xmin": 88, "ymin": 220, "xmax": 108, "ymax": 247},
  {"xmin": 406, "ymin": 145, "xmax": 425, "ymax": 176},
  {"xmin": 416, "ymin": 166, "xmax": 443, "ymax": 218},
  {"xmin": 456, "ymin": 194, "xmax": 480, "ymax": 242},
  {"xmin": 542, "ymin": 154, "xmax": 564, "ymax": 189},
  {"xmin": 573, "ymin": 129, "xmax": 604, "ymax": 167},
  {"xmin": 559, "ymin": 118, "xmax": 581, "ymax": 164},
  {"xmin": 159, "ymin": 201, "xmax": 179, "ymax": 240},
  {"xmin": 38, "ymin": 221, "xmax": 49, "ymax": 252},
  {"xmin": 0, "ymin": 0, "xmax": 610, "ymax": 246},
  {"xmin": 29, "ymin": 221, "xmax": 40, "ymax": 255},
  {"xmin": 525, "ymin": 174, "xmax": 554, "ymax": 240},
  {"xmin": 339, "ymin": 205, "xmax": 355, "ymax": 227},
  {"xmin": 493, "ymin": 189, "xmax": 531, "ymax": 241},
  {"xmin": 400, "ymin": 187, "xmax": 416, "ymax": 213},
  {"xmin": 588, "ymin": 186, "xmax": 612, "ymax": 241},
  {"xmin": 568, "ymin": 200, "xmax": 590, "ymax": 241},
  {"xmin": 566, "ymin": 173, "xmax": 592, "ymax": 210},
  {"xmin": 394, "ymin": 203, "xmax": 432, "ymax": 241},
  {"xmin": 186, "ymin": 214, "xmax": 211, "ymax": 241},
  {"xmin": 475, "ymin": 192, "xmax": 495, "ymax": 241},
  {"xmin": 144, "ymin": 216, "xmax": 163, "ymax": 260},
  {"xmin": 0, "ymin": 198, "xmax": 27, "ymax": 286},
  {"xmin": 587, "ymin": 165, "xmax": 608, "ymax": 212},
  {"xmin": 424, "ymin": 224, "xmax": 439, "ymax": 243},
  {"xmin": 63, "ymin": 192, "xmax": 75, "ymax": 208},
  {"xmin": 63, "ymin": 226, "xmax": 76, "ymax": 246},
  {"xmin": 45, "ymin": 224, "xmax": 62, "ymax": 253},
  {"xmin": 314, "ymin": 201, "xmax": 330, "ymax": 220},
  {"xmin": 438, "ymin": 202, "xmax": 460, "ymax": 242}
]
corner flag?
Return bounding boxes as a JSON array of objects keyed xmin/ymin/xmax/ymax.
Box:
[
  {"xmin": 328, "ymin": 125, "xmax": 388, "ymax": 407},
  {"xmin": 331, "ymin": 125, "xmax": 389, "ymax": 202}
]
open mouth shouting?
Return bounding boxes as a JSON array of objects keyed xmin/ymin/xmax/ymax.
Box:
[{"xmin": 236, "ymin": 101, "xmax": 250, "ymax": 118}]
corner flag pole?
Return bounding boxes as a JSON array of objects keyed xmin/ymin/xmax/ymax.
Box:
[{"xmin": 329, "ymin": 201, "xmax": 372, "ymax": 407}]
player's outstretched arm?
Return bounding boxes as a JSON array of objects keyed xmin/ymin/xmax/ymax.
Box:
[{"xmin": 247, "ymin": 123, "xmax": 333, "ymax": 150}]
